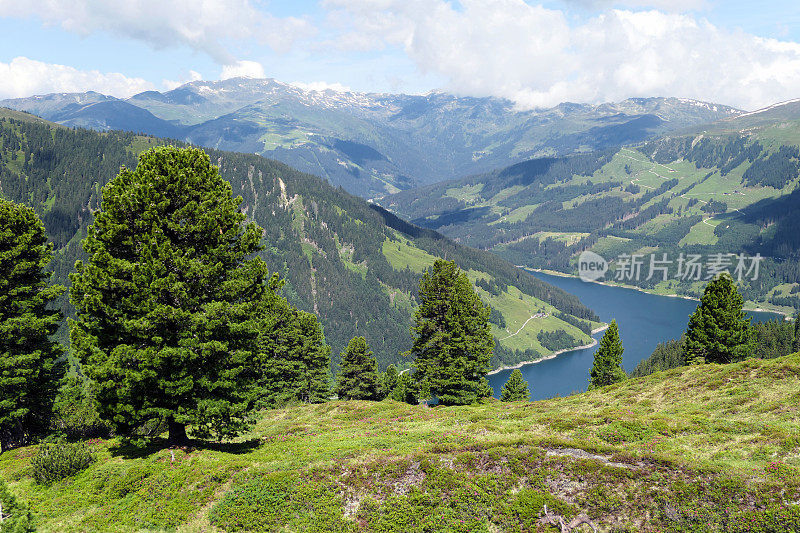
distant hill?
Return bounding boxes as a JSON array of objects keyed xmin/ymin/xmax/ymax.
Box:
[
  {"xmin": 0, "ymin": 79, "xmax": 740, "ymax": 197},
  {"xmin": 0, "ymin": 110, "xmax": 601, "ymax": 371},
  {"xmin": 4, "ymin": 352, "xmax": 799, "ymax": 531},
  {"xmin": 381, "ymin": 109, "xmax": 800, "ymax": 312}
]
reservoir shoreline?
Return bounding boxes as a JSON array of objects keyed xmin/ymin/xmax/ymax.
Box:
[
  {"xmin": 524, "ymin": 267, "xmax": 792, "ymax": 318},
  {"xmin": 487, "ymin": 270, "xmax": 782, "ymax": 401},
  {"xmin": 487, "ymin": 324, "xmax": 609, "ymax": 375}
]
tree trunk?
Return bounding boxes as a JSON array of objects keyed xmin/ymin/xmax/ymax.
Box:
[{"xmin": 167, "ymin": 417, "xmax": 189, "ymax": 446}]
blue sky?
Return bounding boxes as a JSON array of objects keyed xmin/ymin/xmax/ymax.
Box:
[{"xmin": 1, "ymin": 1, "xmax": 800, "ymax": 110}]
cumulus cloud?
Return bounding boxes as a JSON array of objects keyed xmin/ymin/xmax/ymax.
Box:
[
  {"xmin": 163, "ymin": 70, "xmax": 204, "ymax": 91},
  {"xmin": 220, "ymin": 60, "xmax": 266, "ymax": 80},
  {"xmin": 323, "ymin": 0, "xmax": 800, "ymax": 110},
  {"xmin": 0, "ymin": 0, "xmax": 314, "ymax": 64},
  {"xmin": 0, "ymin": 56, "xmax": 154, "ymax": 99}
]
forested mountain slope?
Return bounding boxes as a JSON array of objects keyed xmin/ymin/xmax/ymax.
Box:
[
  {"xmin": 382, "ymin": 113, "xmax": 800, "ymax": 312},
  {"xmin": 0, "ymin": 79, "xmax": 740, "ymax": 197},
  {"xmin": 3, "ymin": 353, "xmax": 799, "ymax": 531},
  {"xmin": 0, "ymin": 111, "xmax": 600, "ymax": 370}
]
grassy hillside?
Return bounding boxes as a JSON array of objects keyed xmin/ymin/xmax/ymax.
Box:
[
  {"xmin": 2, "ymin": 354, "xmax": 799, "ymax": 531},
  {"xmin": 0, "ymin": 112, "xmax": 599, "ymax": 371},
  {"xmin": 382, "ymin": 124, "xmax": 800, "ymax": 313}
]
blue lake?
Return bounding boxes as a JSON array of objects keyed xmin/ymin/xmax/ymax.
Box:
[{"xmin": 486, "ymin": 271, "xmax": 784, "ymax": 401}]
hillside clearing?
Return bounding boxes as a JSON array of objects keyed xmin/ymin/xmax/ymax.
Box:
[{"xmin": 3, "ymin": 354, "xmax": 799, "ymax": 532}]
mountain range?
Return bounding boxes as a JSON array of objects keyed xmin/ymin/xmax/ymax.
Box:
[
  {"xmin": 0, "ymin": 78, "xmax": 740, "ymax": 198},
  {"xmin": 0, "ymin": 107, "xmax": 601, "ymax": 371}
]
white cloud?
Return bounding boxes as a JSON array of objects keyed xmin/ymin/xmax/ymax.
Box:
[
  {"xmin": 323, "ymin": 0, "xmax": 800, "ymax": 110},
  {"xmin": 0, "ymin": 0, "xmax": 314, "ymax": 64},
  {"xmin": 220, "ymin": 60, "xmax": 266, "ymax": 80},
  {"xmin": 163, "ymin": 70, "xmax": 203, "ymax": 91},
  {"xmin": 563, "ymin": 0, "xmax": 709, "ymax": 11},
  {"xmin": 290, "ymin": 81, "xmax": 352, "ymax": 92},
  {"xmin": 0, "ymin": 56, "xmax": 154, "ymax": 99}
]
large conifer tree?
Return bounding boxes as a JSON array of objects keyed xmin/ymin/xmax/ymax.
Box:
[
  {"xmin": 0, "ymin": 199, "xmax": 65, "ymax": 452},
  {"xmin": 409, "ymin": 259, "xmax": 493, "ymax": 406},
  {"xmin": 588, "ymin": 320, "xmax": 626, "ymax": 390},
  {"xmin": 334, "ymin": 336, "xmax": 380, "ymax": 400},
  {"xmin": 684, "ymin": 273, "xmax": 751, "ymax": 365},
  {"xmin": 500, "ymin": 369, "xmax": 530, "ymax": 401},
  {"xmin": 70, "ymin": 146, "xmax": 271, "ymax": 444}
]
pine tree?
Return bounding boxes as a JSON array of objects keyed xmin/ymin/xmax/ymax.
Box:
[
  {"xmin": 335, "ymin": 337, "xmax": 380, "ymax": 400},
  {"xmin": 0, "ymin": 199, "xmax": 65, "ymax": 452},
  {"xmin": 588, "ymin": 320, "xmax": 626, "ymax": 390},
  {"xmin": 684, "ymin": 273, "xmax": 752, "ymax": 365},
  {"xmin": 409, "ymin": 259, "xmax": 494, "ymax": 406},
  {"xmin": 379, "ymin": 365, "xmax": 399, "ymax": 400},
  {"xmin": 500, "ymin": 369, "xmax": 530, "ymax": 401},
  {"xmin": 793, "ymin": 313, "xmax": 800, "ymax": 354},
  {"xmin": 70, "ymin": 146, "xmax": 271, "ymax": 444},
  {"xmin": 257, "ymin": 295, "xmax": 331, "ymax": 407}
]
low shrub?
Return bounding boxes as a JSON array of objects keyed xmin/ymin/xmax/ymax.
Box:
[
  {"xmin": 30, "ymin": 441, "xmax": 96, "ymax": 485},
  {"xmin": 50, "ymin": 376, "xmax": 111, "ymax": 439},
  {"xmin": 209, "ymin": 471, "xmax": 350, "ymax": 532},
  {"xmin": 0, "ymin": 480, "xmax": 35, "ymax": 532}
]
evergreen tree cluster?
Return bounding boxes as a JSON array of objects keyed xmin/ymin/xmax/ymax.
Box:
[
  {"xmin": 0, "ymin": 116, "xmax": 597, "ymax": 371},
  {"xmin": 0, "ymin": 145, "xmax": 515, "ymax": 454},
  {"xmin": 633, "ymin": 276, "xmax": 798, "ymax": 378},
  {"xmin": 0, "ymin": 199, "xmax": 65, "ymax": 452}
]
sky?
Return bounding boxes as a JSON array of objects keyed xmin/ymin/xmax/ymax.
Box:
[{"xmin": 1, "ymin": 1, "xmax": 800, "ymax": 110}]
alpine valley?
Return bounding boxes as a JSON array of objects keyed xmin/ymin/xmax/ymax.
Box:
[
  {"xmin": 0, "ymin": 107, "xmax": 602, "ymax": 372},
  {"xmin": 381, "ymin": 99, "xmax": 800, "ymax": 313}
]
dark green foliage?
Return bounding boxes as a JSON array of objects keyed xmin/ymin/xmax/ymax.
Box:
[
  {"xmin": 488, "ymin": 307, "xmax": 506, "ymax": 328},
  {"xmin": 589, "ymin": 320, "xmax": 626, "ymax": 390},
  {"xmin": 537, "ymin": 328, "xmax": 579, "ymax": 351},
  {"xmin": 701, "ymin": 199, "xmax": 728, "ymax": 214},
  {"xmin": 30, "ymin": 441, "xmax": 96, "ymax": 485},
  {"xmin": 631, "ymin": 337, "xmax": 686, "ymax": 377},
  {"xmin": 750, "ymin": 319, "xmax": 796, "ymax": 360},
  {"xmin": 794, "ymin": 315, "xmax": 800, "ymax": 353},
  {"xmin": 335, "ymin": 337, "xmax": 380, "ymax": 401},
  {"xmin": 70, "ymin": 146, "xmax": 271, "ymax": 442},
  {"xmin": 379, "ymin": 365, "xmax": 399, "ymax": 399},
  {"xmin": 50, "ymin": 375, "xmax": 111, "ymax": 439},
  {"xmin": 256, "ymin": 301, "xmax": 331, "ymax": 407},
  {"xmin": 554, "ymin": 311, "xmax": 592, "ymax": 335},
  {"xmin": 684, "ymin": 274, "xmax": 752, "ymax": 365},
  {"xmin": 634, "ymin": 318, "xmax": 797, "ymax": 378},
  {"xmin": 390, "ymin": 372, "xmax": 423, "ymax": 404},
  {"xmin": 0, "ymin": 198, "xmax": 65, "ymax": 452},
  {"xmin": 499, "ymin": 369, "xmax": 529, "ymax": 401},
  {"xmin": 409, "ymin": 260, "xmax": 494, "ymax": 405},
  {"xmin": 0, "ymin": 480, "xmax": 34, "ymax": 533},
  {"xmin": 743, "ymin": 145, "xmax": 800, "ymax": 188}
]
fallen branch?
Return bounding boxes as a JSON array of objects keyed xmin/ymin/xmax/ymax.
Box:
[{"xmin": 539, "ymin": 504, "xmax": 598, "ymax": 532}]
